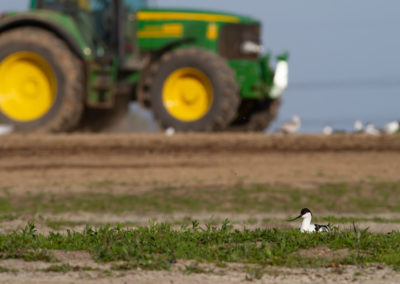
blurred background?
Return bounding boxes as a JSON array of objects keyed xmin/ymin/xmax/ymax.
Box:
[{"xmin": 6, "ymin": 0, "xmax": 400, "ymax": 133}]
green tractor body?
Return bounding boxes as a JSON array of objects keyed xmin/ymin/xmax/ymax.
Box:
[{"xmin": 0, "ymin": 0, "xmax": 288, "ymax": 132}]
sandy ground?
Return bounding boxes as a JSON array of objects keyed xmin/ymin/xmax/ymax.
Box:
[
  {"xmin": 0, "ymin": 133, "xmax": 400, "ymax": 283},
  {"xmin": 0, "ymin": 258, "xmax": 398, "ymax": 284}
]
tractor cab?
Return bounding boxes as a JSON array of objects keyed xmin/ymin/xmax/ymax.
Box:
[{"xmin": 33, "ymin": 0, "xmax": 147, "ymax": 61}]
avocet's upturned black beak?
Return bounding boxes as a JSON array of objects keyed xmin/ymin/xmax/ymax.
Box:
[{"xmin": 288, "ymin": 215, "xmax": 302, "ymax": 222}]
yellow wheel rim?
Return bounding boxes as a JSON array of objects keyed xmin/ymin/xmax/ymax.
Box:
[
  {"xmin": 163, "ymin": 67, "xmax": 213, "ymax": 122},
  {"xmin": 0, "ymin": 51, "xmax": 57, "ymax": 122}
]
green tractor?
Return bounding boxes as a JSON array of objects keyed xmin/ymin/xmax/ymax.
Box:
[{"xmin": 0, "ymin": 0, "xmax": 288, "ymax": 133}]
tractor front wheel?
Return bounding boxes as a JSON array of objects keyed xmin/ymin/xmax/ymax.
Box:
[
  {"xmin": 146, "ymin": 48, "xmax": 239, "ymax": 132},
  {"xmin": 0, "ymin": 27, "xmax": 84, "ymax": 132}
]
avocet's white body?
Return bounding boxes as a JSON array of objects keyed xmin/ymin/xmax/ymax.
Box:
[
  {"xmin": 289, "ymin": 208, "xmax": 330, "ymax": 233},
  {"xmin": 300, "ymin": 212, "xmax": 329, "ymax": 233}
]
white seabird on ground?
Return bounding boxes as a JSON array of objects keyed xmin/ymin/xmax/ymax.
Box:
[
  {"xmin": 381, "ymin": 121, "xmax": 399, "ymax": 135},
  {"xmin": 165, "ymin": 127, "xmax": 175, "ymax": 136},
  {"xmin": 280, "ymin": 115, "xmax": 301, "ymax": 134},
  {"xmin": 322, "ymin": 126, "xmax": 333, "ymax": 135},
  {"xmin": 364, "ymin": 123, "xmax": 380, "ymax": 136},
  {"xmin": 0, "ymin": 124, "xmax": 13, "ymax": 135},
  {"xmin": 353, "ymin": 120, "xmax": 364, "ymax": 133},
  {"xmin": 288, "ymin": 208, "xmax": 330, "ymax": 233}
]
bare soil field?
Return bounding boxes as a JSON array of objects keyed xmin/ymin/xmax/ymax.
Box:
[
  {"xmin": 1, "ymin": 133, "xmax": 400, "ymax": 194},
  {"xmin": 0, "ymin": 133, "xmax": 400, "ymax": 283}
]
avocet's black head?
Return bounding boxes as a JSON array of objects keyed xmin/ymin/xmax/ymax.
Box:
[
  {"xmin": 288, "ymin": 208, "xmax": 312, "ymax": 222},
  {"xmin": 300, "ymin": 208, "xmax": 311, "ymax": 216}
]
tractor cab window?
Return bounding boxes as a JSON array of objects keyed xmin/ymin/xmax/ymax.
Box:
[
  {"xmin": 123, "ymin": 0, "xmax": 148, "ymax": 11},
  {"xmin": 37, "ymin": 0, "xmax": 113, "ymax": 57}
]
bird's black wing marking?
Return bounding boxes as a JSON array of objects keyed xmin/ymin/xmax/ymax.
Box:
[{"xmin": 315, "ymin": 224, "xmax": 330, "ymax": 232}]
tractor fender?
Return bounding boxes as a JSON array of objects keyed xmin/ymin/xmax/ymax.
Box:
[{"xmin": 0, "ymin": 16, "xmax": 85, "ymax": 60}]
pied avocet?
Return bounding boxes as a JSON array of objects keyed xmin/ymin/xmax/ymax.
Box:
[{"xmin": 288, "ymin": 208, "xmax": 330, "ymax": 233}]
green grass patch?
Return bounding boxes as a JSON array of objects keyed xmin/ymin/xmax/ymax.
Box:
[
  {"xmin": 0, "ymin": 266, "xmax": 18, "ymax": 273},
  {"xmin": 0, "ymin": 214, "xmax": 19, "ymax": 222},
  {"xmin": 1, "ymin": 221, "xmax": 400, "ymax": 271},
  {"xmin": 42, "ymin": 264, "xmax": 94, "ymax": 273},
  {"xmin": 318, "ymin": 216, "xmax": 400, "ymax": 224},
  {"xmin": 0, "ymin": 182, "xmax": 400, "ymax": 215},
  {"xmin": 185, "ymin": 262, "xmax": 213, "ymax": 274}
]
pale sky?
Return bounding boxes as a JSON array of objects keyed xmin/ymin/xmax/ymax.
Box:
[{"xmin": 3, "ymin": 0, "xmax": 400, "ymax": 132}]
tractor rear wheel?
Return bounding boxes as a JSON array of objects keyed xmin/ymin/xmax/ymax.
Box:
[
  {"xmin": 146, "ymin": 48, "xmax": 239, "ymax": 132},
  {"xmin": 228, "ymin": 98, "xmax": 281, "ymax": 132},
  {"xmin": 0, "ymin": 27, "xmax": 84, "ymax": 132}
]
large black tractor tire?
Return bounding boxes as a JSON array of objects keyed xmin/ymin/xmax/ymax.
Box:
[
  {"xmin": 145, "ymin": 48, "xmax": 240, "ymax": 132},
  {"xmin": 0, "ymin": 27, "xmax": 84, "ymax": 133},
  {"xmin": 228, "ymin": 98, "xmax": 281, "ymax": 132}
]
